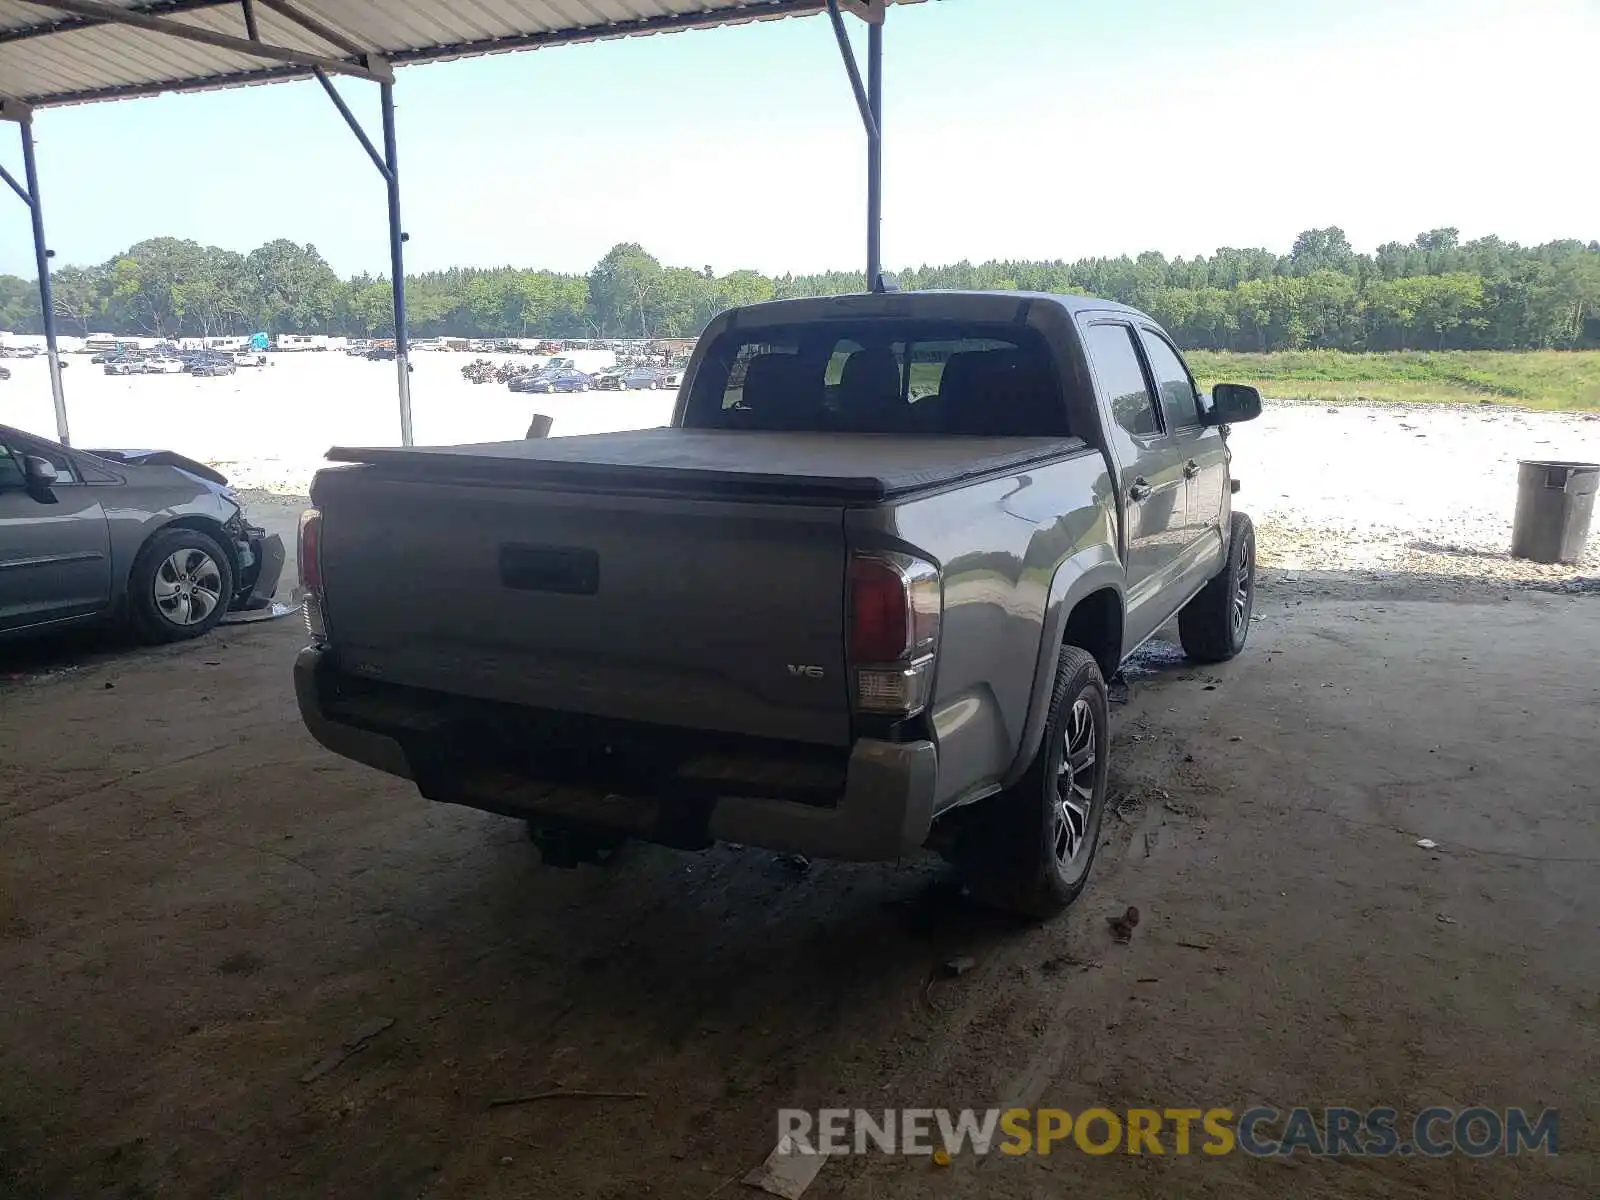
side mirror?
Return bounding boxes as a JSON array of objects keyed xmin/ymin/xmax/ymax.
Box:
[
  {"xmin": 1204, "ymin": 383, "xmax": 1262, "ymax": 426},
  {"xmin": 24, "ymin": 456, "xmax": 58, "ymax": 486},
  {"xmin": 23, "ymin": 455, "xmax": 59, "ymax": 502}
]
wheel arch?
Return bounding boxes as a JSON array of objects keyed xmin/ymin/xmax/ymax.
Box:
[
  {"xmin": 132, "ymin": 515, "xmax": 239, "ymax": 592},
  {"xmin": 1001, "ymin": 548, "xmax": 1126, "ymax": 788},
  {"xmin": 1060, "ymin": 586, "xmax": 1124, "ymax": 683}
]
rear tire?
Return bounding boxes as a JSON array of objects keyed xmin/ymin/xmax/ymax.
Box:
[
  {"xmin": 955, "ymin": 647, "xmax": 1110, "ymax": 918},
  {"xmin": 1178, "ymin": 512, "xmax": 1256, "ymax": 663},
  {"xmin": 128, "ymin": 527, "xmax": 234, "ymax": 644}
]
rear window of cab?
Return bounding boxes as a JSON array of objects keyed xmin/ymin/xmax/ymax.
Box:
[{"xmin": 682, "ymin": 321, "xmax": 1069, "ymax": 437}]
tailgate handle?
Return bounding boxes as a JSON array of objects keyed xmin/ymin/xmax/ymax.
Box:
[{"xmin": 498, "ymin": 544, "xmax": 599, "ymax": 595}]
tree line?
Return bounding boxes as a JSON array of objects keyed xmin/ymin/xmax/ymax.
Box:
[{"xmin": 1, "ymin": 227, "xmax": 1596, "ymax": 352}]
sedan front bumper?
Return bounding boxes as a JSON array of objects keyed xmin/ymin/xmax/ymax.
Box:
[{"xmin": 231, "ymin": 528, "xmax": 285, "ymax": 610}]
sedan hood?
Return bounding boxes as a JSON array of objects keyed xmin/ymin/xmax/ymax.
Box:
[{"xmin": 87, "ymin": 449, "xmax": 231, "ymax": 488}]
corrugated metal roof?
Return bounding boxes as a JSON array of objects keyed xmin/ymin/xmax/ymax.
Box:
[{"xmin": 1, "ymin": 0, "xmax": 917, "ymax": 108}]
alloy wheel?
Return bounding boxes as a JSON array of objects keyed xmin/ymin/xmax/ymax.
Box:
[
  {"xmin": 1232, "ymin": 538, "xmax": 1254, "ymax": 639},
  {"xmin": 154, "ymin": 548, "xmax": 223, "ymax": 626},
  {"xmin": 1052, "ymin": 697, "xmax": 1097, "ymax": 871}
]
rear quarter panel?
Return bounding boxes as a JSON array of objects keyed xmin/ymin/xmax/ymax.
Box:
[{"xmin": 850, "ymin": 448, "xmax": 1119, "ymax": 810}]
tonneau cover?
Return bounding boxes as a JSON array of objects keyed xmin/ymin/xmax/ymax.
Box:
[{"xmin": 325, "ymin": 428, "xmax": 1090, "ymax": 502}]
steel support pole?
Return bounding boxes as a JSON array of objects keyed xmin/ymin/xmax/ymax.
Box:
[
  {"xmin": 19, "ymin": 120, "xmax": 69, "ymax": 444},
  {"xmin": 866, "ymin": 15, "xmax": 883, "ymax": 292},
  {"xmin": 379, "ymin": 82, "xmax": 412, "ymax": 446}
]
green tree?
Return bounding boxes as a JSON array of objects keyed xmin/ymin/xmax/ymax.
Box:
[
  {"xmin": 50, "ymin": 265, "xmax": 104, "ymax": 335},
  {"xmin": 587, "ymin": 243, "xmax": 664, "ymax": 336}
]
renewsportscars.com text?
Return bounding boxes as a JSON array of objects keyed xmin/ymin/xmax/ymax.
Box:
[{"xmin": 778, "ymin": 1106, "xmax": 1559, "ymax": 1158}]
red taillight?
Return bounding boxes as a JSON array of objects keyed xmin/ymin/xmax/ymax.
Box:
[
  {"xmin": 848, "ymin": 552, "xmax": 942, "ymax": 717},
  {"xmin": 850, "ymin": 556, "xmax": 910, "ymax": 663},
  {"xmin": 297, "ymin": 508, "xmax": 323, "ymax": 594}
]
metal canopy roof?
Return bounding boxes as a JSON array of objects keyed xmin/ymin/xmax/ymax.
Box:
[
  {"xmin": 1, "ymin": 0, "xmax": 914, "ymax": 108},
  {"xmin": 2, "ymin": 0, "xmax": 907, "ymax": 447}
]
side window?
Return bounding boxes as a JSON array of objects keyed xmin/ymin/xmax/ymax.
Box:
[
  {"xmin": 0, "ymin": 443, "xmax": 25, "ymax": 490},
  {"xmin": 1140, "ymin": 330, "xmax": 1201, "ymax": 433},
  {"xmin": 1082, "ymin": 323, "xmax": 1159, "ymax": 438},
  {"xmin": 5, "ymin": 438, "xmax": 77, "ymax": 483}
]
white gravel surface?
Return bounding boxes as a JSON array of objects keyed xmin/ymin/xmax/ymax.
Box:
[
  {"xmin": 1230, "ymin": 402, "xmax": 1600, "ymax": 584},
  {"xmin": 4, "ymin": 355, "xmax": 1597, "ymax": 586}
]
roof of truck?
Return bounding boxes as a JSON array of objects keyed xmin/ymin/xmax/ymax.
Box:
[{"xmin": 720, "ymin": 290, "xmax": 1151, "ymax": 328}]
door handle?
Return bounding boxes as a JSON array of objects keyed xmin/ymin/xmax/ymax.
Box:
[
  {"xmin": 1128, "ymin": 478, "xmax": 1153, "ymax": 502},
  {"xmin": 1183, "ymin": 460, "xmax": 1201, "ymax": 479}
]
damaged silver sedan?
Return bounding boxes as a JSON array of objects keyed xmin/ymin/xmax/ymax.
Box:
[{"xmin": 0, "ymin": 423, "xmax": 285, "ymax": 643}]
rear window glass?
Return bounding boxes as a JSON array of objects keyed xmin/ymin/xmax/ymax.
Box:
[{"xmin": 684, "ymin": 322, "xmax": 1067, "ymax": 437}]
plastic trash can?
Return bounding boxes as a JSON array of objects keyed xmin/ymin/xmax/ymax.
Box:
[{"xmin": 1510, "ymin": 460, "xmax": 1597, "ymax": 564}]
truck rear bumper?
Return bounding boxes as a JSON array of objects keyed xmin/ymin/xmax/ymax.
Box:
[{"xmin": 294, "ymin": 647, "xmax": 938, "ymax": 862}]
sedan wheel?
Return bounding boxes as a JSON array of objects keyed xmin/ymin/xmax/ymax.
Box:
[
  {"xmin": 129, "ymin": 527, "xmax": 235, "ymax": 643},
  {"xmin": 154, "ymin": 548, "xmax": 223, "ymax": 626}
]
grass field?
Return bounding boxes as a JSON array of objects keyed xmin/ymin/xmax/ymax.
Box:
[{"xmin": 1187, "ymin": 350, "xmax": 1600, "ymax": 410}]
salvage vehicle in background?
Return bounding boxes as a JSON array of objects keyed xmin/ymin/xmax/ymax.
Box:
[
  {"xmin": 102, "ymin": 353, "xmax": 147, "ymax": 375},
  {"xmin": 295, "ymin": 291, "xmax": 1260, "ymax": 917},
  {"xmin": 618, "ymin": 364, "xmax": 669, "ymax": 390},
  {"xmin": 511, "ymin": 366, "xmax": 593, "ymax": 394},
  {"xmin": 0, "ymin": 424, "xmax": 284, "ymax": 642},
  {"xmin": 89, "ymin": 344, "xmax": 139, "ymax": 364},
  {"xmin": 190, "ymin": 355, "xmax": 238, "ymax": 377}
]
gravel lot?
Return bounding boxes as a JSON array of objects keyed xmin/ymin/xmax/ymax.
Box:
[
  {"xmin": 5, "ymin": 354, "xmax": 1596, "ymax": 590},
  {"xmin": 1231, "ymin": 401, "xmax": 1600, "ymax": 586}
]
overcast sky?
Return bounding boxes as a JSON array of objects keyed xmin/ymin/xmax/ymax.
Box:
[{"xmin": 3, "ymin": 0, "xmax": 1596, "ymax": 279}]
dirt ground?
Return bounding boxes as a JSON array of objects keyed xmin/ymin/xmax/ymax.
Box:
[{"xmin": 2, "ymin": 568, "xmax": 1597, "ymax": 1199}]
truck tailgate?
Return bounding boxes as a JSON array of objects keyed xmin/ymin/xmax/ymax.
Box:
[{"xmin": 314, "ymin": 471, "xmax": 851, "ymax": 746}]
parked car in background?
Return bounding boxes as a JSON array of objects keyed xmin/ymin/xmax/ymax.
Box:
[
  {"xmin": 0, "ymin": 423, "xmax": 284, "ymax": 643},
  {"xmin": 190, "ymin": 355, "xmax": 237, "ymax": 377},
  {"xmin": 365, "ymin": 345, "xmax": 397, "ymax": 362},
  {"xmin": 591, "ymin": 365, "xmax": 630, "ymax": 391},
  {"xmin": 141, "ymin": 356, "xmax": 186, "ymax": 374},
  {"xmin": 90, "ymin": 343, "xmax": 142, "ymax": 364},
  {"xmin": 0, "ymin": 365, "xmax": 10, "ymax": 381},
  {"xmin": 103, "ymin": 354, "xmax": 147, "ymax": 375},
  {"xmin": 620, "ymin": 363, "xmax": 668, "ymax": 390},
  {"xmin": 293, "ymin": 290, "xmax": 1263, "ymax": 917},
  {"xmin": 233, "ymin": 350, "xmax": 267, "ymax": 367},
  {"xmin": 661, "ymin": 362, "xmax": 689, "ymax": 390},
  {"xmin": 511, "ymin": 367, "xmax": 592, "ymax": 394}
]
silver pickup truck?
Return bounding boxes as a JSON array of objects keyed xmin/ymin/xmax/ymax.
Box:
[{"xmin": 295, "ymin": 291, "xmax": 1262, "ymax": 916}]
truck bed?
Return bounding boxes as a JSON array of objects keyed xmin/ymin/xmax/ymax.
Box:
[{"xmin": 325, "ymin": 428, "xmax": 1089, "ymax": 502}]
